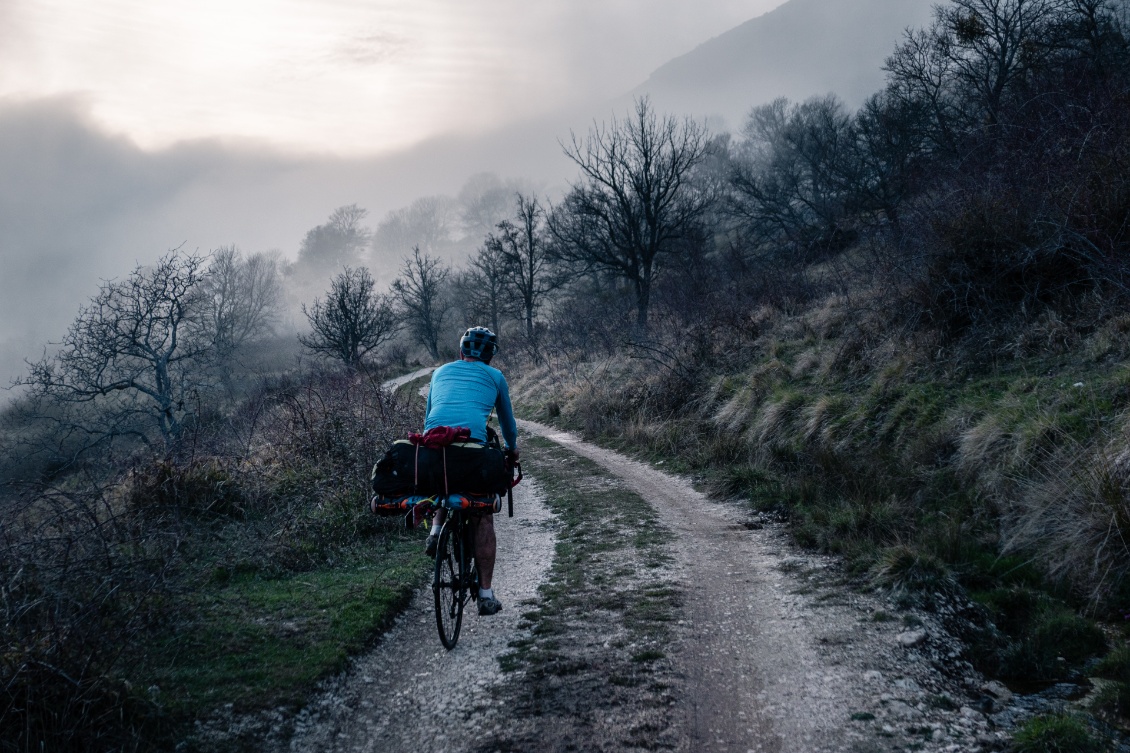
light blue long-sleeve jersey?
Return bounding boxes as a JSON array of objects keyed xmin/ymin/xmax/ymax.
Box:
[{"xmin": 424, "ymin": 360, "xmax": 518, "ymax": 449}]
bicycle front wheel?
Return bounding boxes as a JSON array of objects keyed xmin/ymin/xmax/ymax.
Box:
[{"xmin": 433, "ymin": 522, "xmax": 463, "ymax": 649}]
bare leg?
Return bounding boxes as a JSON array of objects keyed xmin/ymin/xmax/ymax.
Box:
[{"xmin": 473, "ymin": 514, "xmax": 497, "ymax": 590}]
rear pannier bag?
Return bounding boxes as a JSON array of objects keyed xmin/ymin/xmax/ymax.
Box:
[{"xmin": 371, "ymin": 440, "xmax": 508, "ymax": 498}]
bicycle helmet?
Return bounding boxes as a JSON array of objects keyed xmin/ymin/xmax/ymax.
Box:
[{"xmin": 459, "ymin": 326, "xmax": 498, "ymax": 363}]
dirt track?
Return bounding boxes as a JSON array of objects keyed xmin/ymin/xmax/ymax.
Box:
[
  {"xmin": 281, "ymin": 477, "xmax": 557, "ymax": 753},
  {"xmin": 514, "ymin": 420, "xmax": 998, "ymax": 753},
  {"xmin": 278, "ymin": 404, "xmax": 1004, "ymax": 752}
]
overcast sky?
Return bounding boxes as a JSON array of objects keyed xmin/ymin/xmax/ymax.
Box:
[
  {"xmin": 12, "ymin": 0, "xmax": 936, "ymax": 394},
  {"xmin": 1, "ymin": 0, "xmax": 788, "ymax": 155}
]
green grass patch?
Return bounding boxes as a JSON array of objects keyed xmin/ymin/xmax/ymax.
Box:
[
  {"xmin": 1094, "ymin": 646, "xmax": 1130, "ymax": 684},
  {"xmin": 973, "ymin": 587, "xmax": 1107, "ymax": 680},
  {"xmin": 1090, "ymin": 679, "xmax": 1130, "ymax": 718},
  {"xmin": 128, "ymin": 533, "xmax": 427, "ymax": 717},
  {"xmin": 512, "ymin": 340, "xmax": 1130, "ymax": 709},
  {"xmin": 1011, "ymin": 713, "xmax": 1105, "ymax": 753}
]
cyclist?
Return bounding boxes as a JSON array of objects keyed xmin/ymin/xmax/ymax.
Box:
[{"xmin": 423, "ymin": 326, "xmax": 518, "ymax": 616}]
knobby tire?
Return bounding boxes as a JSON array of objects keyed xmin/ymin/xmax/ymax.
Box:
[{"xmin": 434, "ymin": 523, "xmax": 462, "ymax": 649}]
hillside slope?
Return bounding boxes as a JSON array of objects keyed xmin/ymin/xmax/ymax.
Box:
[{"xmin": 631, "ymin": 0, "xmax": 934, "ymax": 130}]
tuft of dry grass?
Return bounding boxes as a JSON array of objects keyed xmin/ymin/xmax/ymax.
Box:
[
  {"xmin": 872, "ymin": 544, "xmax": 958, "ymax": 602},
  {"xmin": 956, "ymin": 415, "xmax": 1011, "ymax": 482},
  {"xmin": 1002, "ymin": 436, "xmax": 1130, "ymax": 605},
  {"xmin": 751, "ymin": 391, "xmax": 806, "ymax": 447},
  {"xmin": 802, "ymin": 395, "xmax": 849, "ymax": 448}
]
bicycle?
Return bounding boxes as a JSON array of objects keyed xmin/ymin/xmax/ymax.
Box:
[{"xmin": 371, "ymin": 458, "xmax": 522, "ymax": 649}]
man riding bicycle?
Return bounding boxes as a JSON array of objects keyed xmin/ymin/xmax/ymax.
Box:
[{"xmin": 423, "ymin": 326, "xmax": 518, "ymax": 616}]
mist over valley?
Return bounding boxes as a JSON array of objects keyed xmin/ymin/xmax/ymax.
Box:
[{"xmin": 0, "ymin": 0, "xmax": 929, "ymax": 391}]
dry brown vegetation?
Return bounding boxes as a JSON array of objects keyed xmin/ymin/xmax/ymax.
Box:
[{"xmin": 1, "ymin": 367, "xmax": 424, "ymax": 751}]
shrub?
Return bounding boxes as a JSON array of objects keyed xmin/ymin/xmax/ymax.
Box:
[
  {"xmin": 1094, "ymin": 646, "xmax": 1130, "ymax": 684},
  {"xmin": 1030, "ymin": 613, "xmax": 1107, "ymax": 665},
  {"xmin": 126, "ymin": 458, "xmax": 246, "ymax": 518},
  {"xmin": 872, "ymin": 545, "xmax": 958, "ymax": 605},
  {"xmin": 1011, "ymin": 713, "xmax": 1104, "ymax": 753},
  {"xmin": 979, "ymin": 588, "xmax": 1107, "ymax": 680},
  {"xmin": 1091, "ymin": 680, "xmax": 1130, "ymax": 719},
  {"xmin": 1, "ymin": 485, "xmax": 176, "ymax": 751}
]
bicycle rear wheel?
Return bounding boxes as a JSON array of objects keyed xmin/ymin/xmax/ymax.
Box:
[{"xmin": 433, "ymin": 521, "xmax": 464, "ymax": 649}]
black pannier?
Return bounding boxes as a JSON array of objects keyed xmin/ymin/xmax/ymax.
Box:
[{"xmin": 371, "ymin": 440, "xmax": 509, "ymax": 498}]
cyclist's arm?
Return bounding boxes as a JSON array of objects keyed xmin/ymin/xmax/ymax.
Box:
[{"xmin": 495, "ymin": 375, "xmax": 518, "ymax": 451}]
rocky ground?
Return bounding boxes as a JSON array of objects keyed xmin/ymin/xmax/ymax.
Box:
[{"xmin": 274, "ymin": 478, "xmax": 557, "ymax": 753}]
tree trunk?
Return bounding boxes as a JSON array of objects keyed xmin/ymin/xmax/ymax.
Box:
[{"xmin": 634, "ymin": 272, "xmax": 652, "ymax": 336}]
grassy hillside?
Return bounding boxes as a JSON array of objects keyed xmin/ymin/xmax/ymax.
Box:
[{"xmin": 509, "ymin": 286, "xmax": 1130, "ymax": 727}]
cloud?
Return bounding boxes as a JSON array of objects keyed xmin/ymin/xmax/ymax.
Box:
[
  {"xmin": 0, "ymin": 91, "xmax": 583, "ymax": 394},
  {"xmin": 331, "ymin": 30, "xmax": 409, "ymax": 66},
  {"xmin": 0, "ymin": 96, "xmax": 288, "ymax": 389}
]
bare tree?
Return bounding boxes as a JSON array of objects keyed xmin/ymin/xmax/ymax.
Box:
[
  {"xmin": 727, "ymin": 95, "xmax": 857, "ymax": 254},
  {"xmin": 458, "ymin": 172, "xmax": 514, "ymax": 241},
  {"xmin": 1057, "ymin": 0, "xmax": 1130, "ymax": 77},
  {"xmin": 944, "ymin": 0, "xmax": 1065, "ymax": 125},
  {"xmin": 205, "ymin": 245, "xmax": 283, "ymax": 355},
  {"xmin": 392, "ymin": 246, "xmax": 452, "ymax": 360},
  {"xmin": 549, "ymin": 98, "xmax": 710, "ymax": 333},
  {"xmin": 299, "ymin": 267, "xmax": 399, "ymax": 368},
  {"xmin": 885, "ymin": 0, "xmax": 1068, "ymax": 150},
  {"xmin": 297, "ymin": 204, "xmax": 372, "ymax": 272},
  {"xmin": 487, "ymin": 194, "xmax": 562, "ymax": 339},
  {"xmin": 456, "ymin": 243, "xmax": 512, "ymax": 336},
  {"xmin": 371, "ymin": 196, "xmax": 459, "ymax": 282},
  {"xmin": 848, "ymin": 90, "xmax": 931, "ymax": 230},
  {"xmin": 17, "ymin": 251, "xmax": 214, "ymax": 448},
  {"xmin": 458, "ymin": 172, "xmax": 540, "ymax": 241}
]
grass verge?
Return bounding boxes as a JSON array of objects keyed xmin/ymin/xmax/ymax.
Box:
[
  {"xmin": 511, "ymin": 354, "xmax": 1124, "ymax": 691},
  {"xmin": 482, "ymin": 435, "xmax": 682, "ymax": 751},
  {"xmin": 128, "ymin": 527, "xmax": 427, "ymax": 719}
]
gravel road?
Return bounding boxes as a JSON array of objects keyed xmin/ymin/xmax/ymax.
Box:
[
  {"xmin": 382, "ymin": 366, "xmax": 438, "ymax": 392},
  {"xmin": 514, "ymin": 419, "xmax": 1007, "ymax": 753},
  {"xmin": 281, "ymin": 478, "xmax": 557, "ymax": 753},
  {"xmin": 271, "ymin": 388, "xmax": 1011, "ymax": 752}
]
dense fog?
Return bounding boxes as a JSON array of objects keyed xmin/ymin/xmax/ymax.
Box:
[{"xmin": 0, "ymin": 0, "xmax": 933, "ymax": 393}]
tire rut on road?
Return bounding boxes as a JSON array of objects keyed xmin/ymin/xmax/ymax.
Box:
[
  {"xmin": 518, "ymin": 420, "xmax": 841, "ymax": 752},
  {"xmin": 276, "ymin": 395, "xmax": 999, "ymax": 752}
]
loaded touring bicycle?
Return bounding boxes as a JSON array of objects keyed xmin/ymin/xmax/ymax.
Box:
[{"xmin": 371, "ymin": 426, "xmax": 521, "ymax": 649}]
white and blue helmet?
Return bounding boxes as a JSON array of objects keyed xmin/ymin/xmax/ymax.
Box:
[{"xmin": 460, "ymin": 326, "xmax": 498, "ymax": 363}]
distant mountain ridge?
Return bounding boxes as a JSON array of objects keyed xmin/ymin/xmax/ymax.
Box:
[{"xmin": 631, "ymin": 0, "xmax": 935, "ymax": 131}]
